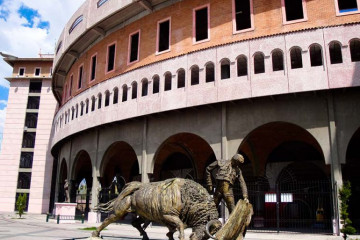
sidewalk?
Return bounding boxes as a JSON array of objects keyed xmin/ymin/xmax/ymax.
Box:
[{"xmin": 0, "ymin": 212, "xmax": 358, "ymax": 240}]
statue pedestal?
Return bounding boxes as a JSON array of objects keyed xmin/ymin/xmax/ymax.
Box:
[
  {"xmin": 54, "ymin": 202, "xmax": 77, "ymax": 223},
  {"xmin": 88, "ymin": 211, "xmax": 101, "ymax": 223}
]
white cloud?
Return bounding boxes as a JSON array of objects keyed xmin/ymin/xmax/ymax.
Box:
[{"xmin": 0, "ymin": 0, "xmax": 85, "ymax": 148}]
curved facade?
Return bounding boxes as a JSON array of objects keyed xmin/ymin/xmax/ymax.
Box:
[{"xmin": 51, "ymin": 0, "xmax": 360, "ymax": 231}]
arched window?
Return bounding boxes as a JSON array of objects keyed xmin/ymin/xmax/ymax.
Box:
[
  {"xmin": 132, "ymin": 82, "xmax": 137, "ymax": 99},
  {"xmin": 310, "ymin": 44, "xmax": 323, "ymax": 67},
  {"xmin": 71, "ymin": 107, "xmax": 75, "ymax": 120},
  {"xmin": 272, "ymin": 49, "xmax": 284, "ymax": 71},
  {"xmin": 105, "ymin": 91, "xmax": 110, "ymax": 107},
  {"xmin": 22, "ymin": 132, "xmax": 35, "ymax": 148},
  {"xmin": 206, "ymin": 62, "xmax": 215, "ymax": 82},
  {"xmin": 75, "ymin": 104, "xmax": 78, "ymax": 118},
  {"xmin": 85, "ymin": 99, "xmax": 89, "ymax": 114},
  {"xmin": 98, "ymin": 94, "xmax": 102, "ymax": 109},
  {"xmin": 142, "ymin": 79, "xmax": 148, "ymax": 97},
  {"xmin": 153, "ymin": 75, "xmax": 160, "ymax": 94},
  {"xmin": 290, "ymin": 47, "xmax": 303, "ymax": 69},
  {"xmin": 177, "ymin": 69, "xmax": 185, "ymax": 88},
  {"xmin": 122, "ymin": 85, "xmax": 128, "ymax": 102},
  {"xmin": 220, "ymin": 59, "xmax": 230, "ymax": 79},
  {"xmin": 237, "ymin": 55, "xmax": 248, "ymax": 77},
  {"xmin": 91, "ymin": 96, "xmax": 96, "ymax": 111},
  {"xmin": 350, "ymin": 39, "xmax": 360, "ymax": 62},
  {"xmin": 329, "ymin": 41, "xmax": 343, "ymax": 64},
  {"xmin": 20, "ymin": 152, "xmax": 33, "ymax": 168},
  {"xmin": 191, "ymin": 65, "xmax": 199, "ymax": 85},
  {"xmin": 80, "ymin": 102, "xmax": 84, "ymax": 116},
  {"xmin": 254, "ymin": 52, "xmax": 265, "ymax": 74},
  {"xmin": 113, "ymin": 88, "xmax": 119, "ymax": 104},
  {"xmin": 164, "ymin": 72, "xmax": 172, "ymax": 91}
]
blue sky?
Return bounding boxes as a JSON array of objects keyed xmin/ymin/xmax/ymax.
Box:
[{"xmin": 0, "ymin": 0, "xmax": 85, "ymax": 150}]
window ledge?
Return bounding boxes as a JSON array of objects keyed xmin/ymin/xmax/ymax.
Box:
[
  {"xmin": 193, "ymin": 38, "xmax": 210, "ymax": 45},
  {"xmin": 336, "ymin": 10, "xmax": 360, "ymax": 16},
  {"xmin": 282, "ymin": 17, "xmax": 308, "ymax": 25},
  {"xmin": 233, "ymin": 27, "xmax": 255, "ymax": 35},
  {"xmin": 156, "ymin": 49, "xmax": 171, "ymax": 56}
]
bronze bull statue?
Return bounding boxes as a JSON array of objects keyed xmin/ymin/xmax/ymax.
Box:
[{"xmin": 91, "ymin": 178, "xmax": 252, "ymax": 240}]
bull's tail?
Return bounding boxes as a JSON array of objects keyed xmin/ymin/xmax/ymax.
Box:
[{"xmin": 94, "ymin": 181, "xmax": 143, "ymax": 213}]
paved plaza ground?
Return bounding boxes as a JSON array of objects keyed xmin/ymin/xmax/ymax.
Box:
[{"xmin": 0, "ymin": 212, "xmax": 358, "ymax": 240}]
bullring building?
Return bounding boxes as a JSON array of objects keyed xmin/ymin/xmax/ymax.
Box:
[{"xmin": 1, "ymin": 0, "xmax": 360, "ymax": 234}]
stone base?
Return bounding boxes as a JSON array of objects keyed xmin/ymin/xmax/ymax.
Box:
[
  {"xmin": 54, "ymin": 202, "xmax": 77, "ymax": 224},
  {"xmin": 88, "ymin": 211, "xmax": 101, "ymax": 223}
]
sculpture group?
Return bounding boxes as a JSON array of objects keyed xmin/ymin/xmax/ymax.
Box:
[{"xmin": 89, "ymin": 154, "xmax": 253, "ymax": 240}]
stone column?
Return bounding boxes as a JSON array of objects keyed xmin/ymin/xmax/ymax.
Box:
[
  {"xmin": 327, "ymin": 92, "xmax": 342, "ymax": 235},
  {"xmin": 141, "ymin": 117, "xmax": 149, "ymax": 183}
]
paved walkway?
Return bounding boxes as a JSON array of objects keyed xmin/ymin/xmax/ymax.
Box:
[{"xmin": 0, "ymin": 212, "xmax": 358, "ymax": 240}]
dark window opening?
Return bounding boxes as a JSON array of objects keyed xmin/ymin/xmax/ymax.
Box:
[
  {"xmin": 142, "ymin": 80, "xmax": 148, "ymax": 96},
  {"xmin": 69, "ymin": 76, "xmax": 73, "ymax": 96},
  {"xmin": 234, "ymin": 0, "xmax": 252, "ymax": 31},
  {"xmin": 350, "ymin": 39, "xmax": 360, "ymax": 62},
  {"xmin": 35, "ymin": 68, "xmax": 40, "ymax": 76},
  {"xmin": 113, "ymin": 88, "xmax": 119, "ymax": 104},
  {"xmin": 310, "ymin": 44, "xmax": 323, "ymax": 67},
  {"xmin": 164, "ymin": 73, "xmax": 172, "ymax": 91},
  {"xmin": 78, "ymin": 66, "xmax": 83, "ymax": 89},
  {"xmin": 20, "ymin": 152, "xmax": 33, "ymax": 168},
  {"xmin": 29, "ymin": 81, "xmax": 42, "ymax": 93},
  {"xmin": 86, "ymin": 100, "xmax": 89, "ymax": 114},
  {"xmin": 91, "ymin": 97, "xmax": 96, "ymax": 111},
  {"xmin": 71, "ymin": 108, "xmax": 75, "ymax": 120},
  {"xmin": 17, "ymin": 172, "xmax": 31, "ymax": 189},
  {"xmin": 191, "ymin": 66, "xmax": 199, "ymax": 85},
  {"xmin": 91, "ymin": 55, "xmax": 97, "ymax": 81},
  {"xmin": 329, "ymin": 42, "xmax": 343, "ymax": 64},
  {"xmin": 105, "ymin": 92, "xmax": 110, "ymax": 107},
  {"xmin": 130, "ymin": 32, "xmax": 140, "ymax": 63},
  {"xmin": 237, "ymin": 56, "xmax": 248, "ymax": 76},
  {"xmin": 206, "ymin": 63, "xmax": 215, "ymax": 82},
  {"xmin": 27, "ymin": 96, "xmax": 40, "ymax": 109},
  {"xmin": 284, "ymin": 0, "xmax": 304, "ymax": 21},
  {"xmin": 177, "ymin": 69, "xmax": 185, "ymax": 88},
  {"xmin": 195, "ymin": 7, "xmax": 208, "ymax": 42},
  {"xmin": 153, "ymin": 76, "xmax": 160, "ymax": 94},
  {"xmin": 80, "ymin": 103, "xmax": 84, "ymax": 116},
  {"xmin": 290, "ymin": 47, "xmax": 303, "ymax": 69},
  {"xmin": 107, "ymin": 44, "xmax": 115, "ymax": 72},
  {"xmin": 254, "ymin": 53, "xmax": 265, "ymax": 74},
  {"xmin": 132, "ymin": 83, "xmax": 138, "ymax": 99},
  {"xmin": 158, "ymin": 20, "xmax": 170, "ymax": 52},
  {"xmin": 14, "ymin": 193, "xmax": 29, "ymax": 211},
  {"xmin": 221, "ymin": 60, "xmax": 231, "ymax": 79},
  {"xmin": 272, "ymin": 50, "xmax": 284, "ymax": 71},
  {"xmin": 25, "ymin": 113, "xmax": 38, "ymax": 128},
  {"xmin": 98, "ymin": 94, "xmax": 102, "ymax": 109},
  {"xmin": 22, "ymin": 132, "xmax": 36, "ymax": 148},
  {"xmin": 338, "ymin": 0, "xmax": 358, "ymax": 12},
  {"xmin": 19, "ymin": 68, "xmax": 25, "ymax": 76},
  {"xmin": 75, "ymin": 105, "xmax": 78, "ymax": 118},
  {"xmin": 122, "ymin": 86, "xmax": 128, "ymax": 102}
]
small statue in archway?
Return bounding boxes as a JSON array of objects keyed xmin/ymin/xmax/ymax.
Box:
[
  {"xmin": 206, "ymin": 154, "xmax": 248, "ymax": 213},
  {"xmin": 64, "ymin": 179, "xmax": 70, "ymax": 203}
]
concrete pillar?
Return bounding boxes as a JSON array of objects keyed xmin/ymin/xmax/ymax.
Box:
[
  {"xmin": 142, "ymin": 117, "xmax": 149, "ymax": 183},
  {"xmin": 327, "ymin": 92, "xmax": 342, "ymax": 235}
]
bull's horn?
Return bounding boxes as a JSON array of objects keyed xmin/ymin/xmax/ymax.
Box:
[{"xmin": 205, "ymin": 220, "xmax": 222, "ymax": 240}]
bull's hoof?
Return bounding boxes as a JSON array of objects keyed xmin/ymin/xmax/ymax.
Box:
[
  {"xmin": 91, "ymin": 231, "xmax": 100, "ymax": 237},
  {"xmin": 142, "ymin": 233, "xmax": 150, "ymax": 240}
]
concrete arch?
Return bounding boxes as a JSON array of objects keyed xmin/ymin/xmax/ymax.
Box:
[
  {"xmin": 99, "ymin": 141, "xmax": 140, "ymax": 186},
  {"xmin": 237, "ymin": 121, "xmax": 325, "ymax": 180},
  {"xmin": 151, "ymin": 132, "xmax": 216, "ymax": 182},
  {"xmin": 71, "ymin": 150, "xmax": 92, "ymax": 182}
]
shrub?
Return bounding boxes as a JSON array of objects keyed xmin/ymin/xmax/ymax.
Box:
[
  {"xmin": 339, "ymin": 181, "xmax": 356, "ymax": 240},
  {"xmin": 16, "ymin": 193, "xmax": 27, "ymax": 218}
]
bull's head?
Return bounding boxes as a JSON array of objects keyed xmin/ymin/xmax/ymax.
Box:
[{"xmin": 205, "ymin": 200, "xmax": 253, "ymax": 240}]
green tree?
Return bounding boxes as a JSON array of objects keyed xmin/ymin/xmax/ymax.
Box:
[
  {"xmin": 339, "ymin": 181, "xmax": 356, "ymax": 240},
  {"xmin": 16, "ymin": 193, "xmax": 27, "ymax": 218}
]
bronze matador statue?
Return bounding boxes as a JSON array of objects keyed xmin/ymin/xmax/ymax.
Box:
[{"xmin": 206, "ymin": 153, "xmax": 248, "ymax": 213}]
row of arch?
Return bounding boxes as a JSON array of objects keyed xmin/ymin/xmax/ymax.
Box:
[
  {"xmin": 56, "ymin": 38, "xmax": 360, "ymax": 129},
  {"xmin": 57, "ymin": 122, "xmax": 360, "ymax": 229}
]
